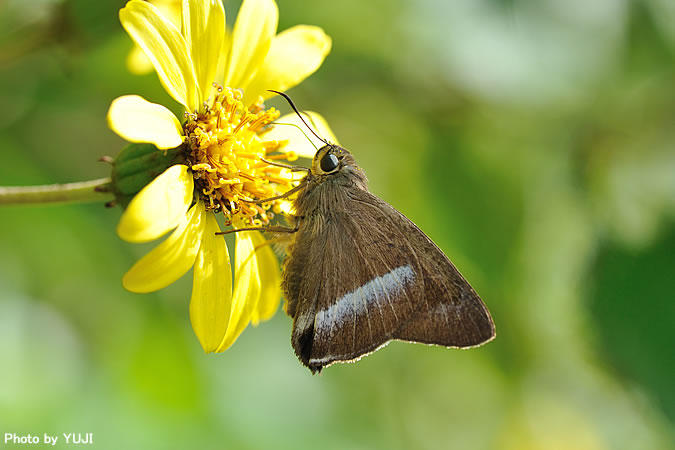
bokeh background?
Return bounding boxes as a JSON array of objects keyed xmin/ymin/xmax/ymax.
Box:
[{"xmin": 1, "ymin": 0, "xmax": 674, "ymax": 448}]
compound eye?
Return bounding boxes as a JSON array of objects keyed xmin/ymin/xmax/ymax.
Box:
[{"xmin": 320, "ymin": 153, "xmax": 339, "ymax": 172}]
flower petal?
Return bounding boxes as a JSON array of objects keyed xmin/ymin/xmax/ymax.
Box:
[
  {"xmin": 243, "ymin": 25, "xmax": 332, "ymax": 105},
  {"xmin": 224, "ymin": 0, "xmax": 278, "ymax": 90},
  {"xmin": 120, "ymin": 0, "xmax": 199, "ymax": 111},
  {"xmin": 117, "ymin": 164, "xmax": 194, "ymax": 243},
  {"xmin": 216, "ymin": 228, "xmax": 261, "ymax": 352},
  {"xmin": 190, "ymin": 213, "xmax": 233, "ymax": 353},
  {"xmin": 213, "ymin": 28, "xmax": 231, "ymax": 87},
  {"xmin": 182, "ymin": 0, "xmax": 225, "ymax": 101},
  {"xmin": 108, "ymin": 95, "xmax": 184, "ymax": 149},
  {"xmin": 249, "ymin": 231, "xmax": 281, "ymax": 325},
  {"xmin": 122, "ymin": 201, "xmax": 205, "ymax": 293},
  {"xmin": 126, "ymin": 45, "xmax": 154, "ymax": 75},
  {"xmin": 262, "ymin": 111, "xmax": 339, "ymax": 158}
]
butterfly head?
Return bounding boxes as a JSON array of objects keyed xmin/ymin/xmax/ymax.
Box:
[
  {"xmin": 308, "ymin": 144, "xmax": 367, "ymax": 189},
  {"xmin": 265, "ymin": 91, "xmax": 364, "ymax": 185},
  {"xmin": 311, "ymin": 144, "xmax": 350, "ymax": 175}
]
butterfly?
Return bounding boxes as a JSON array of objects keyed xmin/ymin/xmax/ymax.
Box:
[{"xmin": 231, "ymin": 92, "xmax": 495, "ymax": 373}]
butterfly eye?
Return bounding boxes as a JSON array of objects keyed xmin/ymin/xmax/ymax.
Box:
[{"xmin": 320, "ymin": 153, "xmax": 339, "ymax": 172}]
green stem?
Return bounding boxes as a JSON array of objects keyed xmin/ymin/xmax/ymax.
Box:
[{"xmin": 0, "ymin": 177, "xmax": 113, "ymax": 205}]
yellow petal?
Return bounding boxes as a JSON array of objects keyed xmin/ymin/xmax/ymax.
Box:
[
  {"xmin": 182, "ymin": 0, "xmax": 225, "ymax": 102},
  {"xmin": 216, "ymin": 228, "xmax": 261, "ymax": 352},
  {"xmin": 126, "ymin": 0, "xmax": 183, "ymax": 76},
  {"xmin": 190, "ymin": 213, "xmax": 233, "ymax": 353},
  {"xmin": 126, "ymin": 45, "xmax": 154, "ymax": 75},
  {"xmin": 213, "ymin": 28, "xmax": 231, "ymax": 87},
  {"xmin": 154, "ymin": 0, "xmax": 182, "ymax": 27},
  {"xmin": 117, "ymin": 164, "xmax": 194, "ymax": 243},
  {"xmin": 122, "ymin": 201, "xmax": 205, "ymax": 293},
  {"xmin": 108, "ymin": 95, "xmax": 184, "ymax": 149},
  {"xmin": 120, "ymin": 0, "xmax": 199, "ymax": 111},
  {"xmin": 278, "ymin": 199, "xmax": 296, "ymax": 216},
  {"xmin": 243, "ymin": 25, "xmax": 332, "ymax": 105},
  {"xmin": 249, "ymin": 231, "xmax": 281, "ymax": 325},
  {"xmin": 262, "ymin": 111, "xmax": 339, "ymax": 158},
  {"xmin": 224, "ymin": 0, "xmax": 278, "ymax": 90}
]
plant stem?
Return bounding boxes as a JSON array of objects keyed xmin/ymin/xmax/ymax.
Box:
[{"xmin": 0, "ymin": 178, "xmax": 113, "ymax": 205}]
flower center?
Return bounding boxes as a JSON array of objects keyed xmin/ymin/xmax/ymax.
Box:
[{"xmin": 184, "ymin": 87, "xmax": 297, "ymax": 225}]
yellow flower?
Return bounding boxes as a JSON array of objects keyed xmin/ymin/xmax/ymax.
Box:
[{"xmin": 107, "ymin": 0, "xmax": 334, "ymax": 353}]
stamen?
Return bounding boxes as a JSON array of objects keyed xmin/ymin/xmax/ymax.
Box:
[
  {"xmin": 262, "ymin": 140, "xmax": 288, "ymax": 153},
  {"xmin": 183, "ymin": 87, "xmax": 301, "ymax": 223},
  {"xmin": 236, "ymin": 153, "xmax": 266, "ymax": 160},
  {"xmin": 267, "ymin": 176, "xmax": 294, "ymax": 186},
  {"xmin": 237, "ymin": 172, "xmax": 257, "ymax": 182},
  {"xmin": 264, "ymin": 152, "xmax": 295, "ymax": 160},
  {"xmin": 233, "ymin": 114, "xmax": 254, "ymax": 133}
]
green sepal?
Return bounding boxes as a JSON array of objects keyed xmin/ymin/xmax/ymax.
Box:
[{"xmin": 111, "ymin": 143, "xmax": 186, "ymax": 208}]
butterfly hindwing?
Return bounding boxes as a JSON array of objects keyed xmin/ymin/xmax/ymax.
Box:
[
  {"xmin": 388, "ymin": 200, "xmax": 496, "ymax": 347},
  {"xmin": 283, "ymin": 181, "xmax": 495, "ymax": 372},
  {"xmin": 346, "ymin": 189, "xmax": 495, "ymax": 348}
]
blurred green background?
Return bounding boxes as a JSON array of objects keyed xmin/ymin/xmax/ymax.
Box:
[{"xmin": 1, "ymin": 0, "xmax": 674, "ymax": 448}]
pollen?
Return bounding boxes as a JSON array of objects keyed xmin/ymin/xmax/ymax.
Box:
[{"xmin": 184, "ymin": 86, "xmax": 295, "ymax": 224}]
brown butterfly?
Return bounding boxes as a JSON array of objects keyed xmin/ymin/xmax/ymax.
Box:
[{"xmin": 230, "ymin": 92, "xmax": 495, "ymax": 373}]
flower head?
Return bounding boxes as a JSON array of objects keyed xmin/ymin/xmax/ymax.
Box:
[{"xmin": 108, "ymin": 0, "xmax": 333, "ymax": 353}]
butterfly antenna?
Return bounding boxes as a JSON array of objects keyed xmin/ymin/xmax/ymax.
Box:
[
  {"xmin": 273, "ymin": 122, "xmax": 319, "ymax": 151},
  {"xmin": 268, "ymin": 90, "xmax": 329, "ymax": 145}
]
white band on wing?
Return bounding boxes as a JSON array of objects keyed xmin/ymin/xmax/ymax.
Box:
[{"xmin": 315, "ymin": 264, "xmax": 415, "ymax": 336}]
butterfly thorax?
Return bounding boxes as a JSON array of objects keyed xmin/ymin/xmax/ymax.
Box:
[{"xmin": 293, "ymin": 144, "xmax": 368, "ymax": 217}]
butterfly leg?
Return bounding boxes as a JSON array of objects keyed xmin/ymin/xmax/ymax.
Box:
[
  {"xmin": 259, "ymin": 158, "xmax": 309, "ymax": 172},
  {"xmin": 215, "ymin": 218, "xmax": 301, "ymax": 235},
  {"xmin": 240, "ymin": 181, "xmax": 307, "ymax": 205}
]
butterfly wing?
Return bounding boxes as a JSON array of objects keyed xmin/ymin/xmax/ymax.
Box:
[
  {"xmin": 284, "ymin": 192, "xmax": 425, "ymax": 372},
  {"xmin": 386, "ymin": 195, "xmax": 496, "ymax": 348},
  {"xmin": 283, "ymin": 187, "xmax": 494, "ymax": 372}
]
